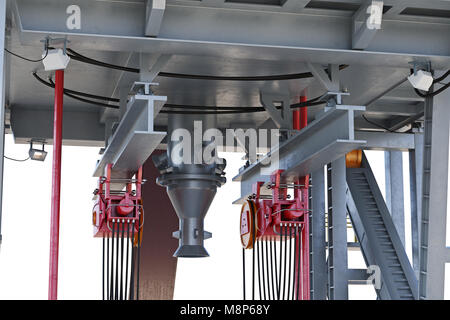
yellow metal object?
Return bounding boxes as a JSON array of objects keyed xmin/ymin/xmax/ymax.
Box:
[{"xmin": 346, "ymin": 149, "xmax": 362, "ymax": 168}]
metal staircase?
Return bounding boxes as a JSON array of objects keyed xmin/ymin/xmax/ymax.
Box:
[{"xmin": 346, "ymin": 153, "xmax": 418, "ymax": 300}]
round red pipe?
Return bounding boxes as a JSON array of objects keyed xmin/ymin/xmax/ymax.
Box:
[
  {"xmin": 293, "ymin": 96, "xmax": 307, "ymax": 130},
  {"xmin": 48, "ymin": 69, "xmax": 64, "ymax": 300},
  {"xmin": 293, "ymin": 108, "xmax": 300, "ymax": 131},
  {"xmin": 299, "ymin": 95, "xmax": 308, "ymax": 130}
]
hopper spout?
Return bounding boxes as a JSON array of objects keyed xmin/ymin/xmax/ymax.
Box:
[{"xmin": 153, "ymin": 114, "xmax": 226, "ymax": 257}]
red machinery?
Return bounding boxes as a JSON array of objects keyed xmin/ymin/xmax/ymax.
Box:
[
  {"xmin": 240, "ymin": 170, "xmax": 310, "ymax": 300},
  {"xmin": 240, "ymin": 95, "xmax": 310, "ymax": 300},
  {"xmin": 92, "ymin": 164, "xmax": 144, "ymax": 300},
  {"xmin": 92, "ymin": 164, "xmax": 143, "ymax": 238}
]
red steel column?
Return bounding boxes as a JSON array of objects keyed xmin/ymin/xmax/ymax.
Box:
[
  {"xmin": 48, "ymin": 70, "xmax": 64, "ymax": 300},
  {"xmin": 299, "ymin": 95, "xmax": 308, "ymax": 130},
  {"xmin": 293, "ymin": 95, "xmax": 310, "ymax": 299},
  {"xmin": 293, "ymin": 96, "xmax": 307, "ymax": 130}
]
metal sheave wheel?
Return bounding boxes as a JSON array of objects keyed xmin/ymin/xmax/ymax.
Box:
[{"xmin": 240, "ymin": 200, "xmax": 258, "ymax": 249}]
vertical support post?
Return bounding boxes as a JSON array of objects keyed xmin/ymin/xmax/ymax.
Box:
[
  {"xmin": 310, "ymin": 167, "xmax": 327, "ymax": 299},
  {"xmin": 409, "ymin": 132, "xmax": 424, "ymax": 276},
  {"xmin": 0, "ymin": 0, "xmax": 6, "ymax": 246},
  {"xmin": 419, "ymin": 83, "xmax": 450, "ymax": 300},
  {"xmin": 384, "ymin": 150, "xmax": 405, "ymax": 246},
  {"xmin": 48, "ymin": 69, "xmax": 64, "ymax": 300},
  {"xmin": 327, "ymin": 157, "xmax": 348, "ymax": 300}
]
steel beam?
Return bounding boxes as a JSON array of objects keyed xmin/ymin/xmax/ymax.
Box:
[
  {"xmin": 347, "ymin": 269, "xmax": 370, "ymax": 285},
  {"xmin": 310, "ymin": 167, "xmax": 327, "ymax": 300},
  {"xmin": 352, "ymin": 0, "xmax": 383, "ymax": 50},
  {"xmin": 327, "ymin": 157, "xmax": 348, "ymax": 300},
  {"xmin": 233, "ymin": 105, "xmax": 366, "ymax": 203},
  {"xmin": 145, "ymin": 0, "xmax": 166, "ymax": 37},
  {"xmin": 10, "ymin": 107, "xmax": 105, "ymax": 146},
  {"xmin": 12, "ymin": 0, "xmax": 450, "ymax": 69},
  {"xmin": 364, "ymin": 103, "xmax": 423, "ymax": 117},
  {"xmin": 419, "ymin": 83, "xmax": 450, "ymax": 300},
  {"xmin": 94, "ymin": 91, "xmax": 167, "ymax": 180},
  {"xmin": 384, "ymin": 150, "xmax": 405, "ymax": 246},
  {"xmin": 355, "ymin": 131, "xmax": 414, "ymax": 151},
  {"xmin": 0, "ymin": 0, "xmax": 6, "ymax": 246},
  {"xmin": 409, "ymin": 132, "xmax": 424, "ymax": 277}
]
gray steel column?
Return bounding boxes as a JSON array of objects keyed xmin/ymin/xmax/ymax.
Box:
[
  {"xmin": 385, "ymin": 150, "xmax": 405, "ymax": 246},
  {"xmin": 310, "ymin": 167, "xmax": 327, "ymax": 300},
  {"xmin": 419, "ymin": 83, "xmax": 450, "ymax": 300},
  {"xmin": 409, "ymin": 132, "xmax": 424, "ymax": 277},
  {"xmin": 0, "ymin": 0, "xmax": 7, "ymax": 246},
  {"xmin": 327, "ymin": 157, "xmax": 348, "ymax": 300}
]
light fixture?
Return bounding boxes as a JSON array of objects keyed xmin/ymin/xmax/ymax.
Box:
[
  {"xmin": 42, "ymin": 48, "xmax": 70, "ymax": 71},
  {"xmin": 407, "ymin": 69, "xmax": 434, "ymax": 92},
  {"xmin": 29, "ymin": 141, "xmax": 48, "ymax": 162}
]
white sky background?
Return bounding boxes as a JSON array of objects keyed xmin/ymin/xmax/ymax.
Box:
[{"xmin": 0, "ymin": 134, "xmax": 448, "ymax": 299}]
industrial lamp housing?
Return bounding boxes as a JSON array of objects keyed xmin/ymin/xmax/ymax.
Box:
[
  {"xmin": 29, "ymin": 142, "xmax": 48, "ymax": 162},
  {"xmin": 407, "ymin": 70, "xmax": 434, "ymax": 92}
]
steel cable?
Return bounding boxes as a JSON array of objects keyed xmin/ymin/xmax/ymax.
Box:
[
  {"xmin": 287, "ymin": 224, "xmax": 293, "ymax": 300},
  {"xmin": 66, "ymin": 48, "xmax": 348, "ymax": 82},
  {"xmin": 242, "ymin": 248, "xmax": 246, "ymax": 300},
  {"xmin": 32, "ymin": 72, "xmax": 327, "ymax": 114},
  {"xmin": 261, "ymin": 239, "xmax": 266, "ymax": 300},
  {"xmin": 107, "ymin": 232, "xmax": 110, "ymax": 300},
  {"xmin": 272, "ymin": 237, "xmax": 279, "ymax": 300},
  {"xmin": 292, "ymin": 227, "xmax": 298, "ymax": 300},
  {"xmin": 278, "ymin": 224, "xmax": 283, "ymax": 300},
  {"xmin": 264, "ymin": 240, "xmax": 271, "ymax": 300},
  {"xmin": 136, "ymin": 218, "xmax": 142, "ymax": 300},
  {"xmin": 115, "ymin": 221, "xmax": 120, "ymax": 300},
  {"xmin": 102, "ymin": 237, "xmax": 105, "ymax": 300},
  {"xmin": 270, "ymin": 237, "xmax": 276, "ymax": 300},
  {"xmin": 110, "ymin": 220, "xmax": 115, "ymax": 300},
  {"xmin": 125, "ymin": 220, "xmax": 130, "ymax": 300},
  {"xmin": 282, "ymin": 224, "xmax": 288, "ymax": 300},
  {"xmin": 252, "ymin": 210, "xmax": 256, "ymax": 300},
  {"xmin": 256, "ymin": 240, "xmax": 262, "ymax": 300},
  {"xmin": 120, "ymin": 220, "xmax": 125, "ymax": 300},
  {"xmin": 129, "ymin": 224, "xmax": 136, "ymax": 300},
  {"xmin": 296, "ymin": 226, "xmax": 302, "ymax": 300}
]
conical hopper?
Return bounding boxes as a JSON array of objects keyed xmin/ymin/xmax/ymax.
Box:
[{"xmin": 168, "ymin": 183, "xmax": 217, "ymax": 257}]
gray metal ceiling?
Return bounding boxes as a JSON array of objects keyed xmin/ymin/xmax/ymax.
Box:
[{"xmin": 7, "ymin": 0, "xmax": 449, "ymax": 145}]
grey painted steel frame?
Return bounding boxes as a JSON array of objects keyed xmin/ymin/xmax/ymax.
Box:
[
  {"xmin": 384, "ymin": 150, "xmax": 405, "ymax": 246},
  {"xmin": 0, "ymin": 0, "xmax": 6, "ymax": 244},
  {"xmin": 233, "ymin": 105, "xmax": 366, "ymax": 202},
  {"xmin": 419, "ymin": 86, "xmax": 450, "ymax": 300},
  {"xmin": 11, "ymin": 0, "xmax": 450, "ymax": 69},
  {"xmin": 327, "ymin": 157, "xmax": 348, "ymax": 300},
  {"xmin": 409, "ymin": 133, "xmax": 424, "ymax": 277},
  {"xmin": 347, "ymin": 153, "xmax": 418, "ymax": 299},
  {"xmin": 310, "ymin": 167, "xmax": 327, "ymax": 299}
]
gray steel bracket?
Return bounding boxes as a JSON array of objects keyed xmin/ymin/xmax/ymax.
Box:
[
  {"xmin": 94, "ymin": 82, "xmax": 167, "ymax": 185},
  {"xmin": 233, "ymin": 104, "xmax": 366, "ymax": 204},
  {"xmin": 145, "ymin": 0, "xmax": 166, "ymax": 37},
  {"xmin": 260, "ymin": 91, "xmax": 292, "ymax": 130}
]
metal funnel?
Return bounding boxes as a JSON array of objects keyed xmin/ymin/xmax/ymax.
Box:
[
  {"xmin": 168, "ymin": 183, "xmax": 216, "ymax": 257},
  {"xmin": 154, "ymin": 114, "xmax": 226, "ymax": 257}
]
